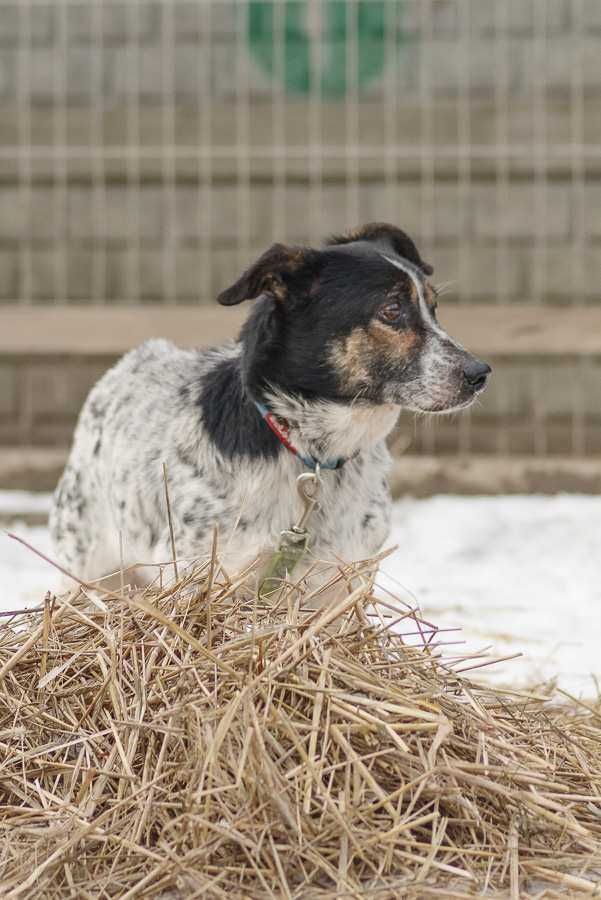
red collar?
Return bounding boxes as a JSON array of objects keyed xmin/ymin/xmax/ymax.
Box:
[{"xmin": 253, "ymin": 400, "xmax": 347, "ymax": 471}]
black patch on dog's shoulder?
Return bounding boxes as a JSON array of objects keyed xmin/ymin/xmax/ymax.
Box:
[{"xmin": 199, "ymin": 356, "xmax": 281, "ymax": 462}]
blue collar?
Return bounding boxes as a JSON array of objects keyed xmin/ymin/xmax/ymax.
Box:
[{"xmin": 253, "ymin": 400, "xmax": 347, "ymax": 472}]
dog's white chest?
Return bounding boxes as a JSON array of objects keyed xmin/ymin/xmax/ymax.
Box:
[{"xmin": 213, "ymin": 455, "xmax": 392, "ymax": 573}]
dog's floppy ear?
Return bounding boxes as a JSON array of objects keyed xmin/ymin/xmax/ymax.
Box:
[
  {"xmin": 217, "ymin": 243, "xmax": 318, "ymax": 306},
  {"xmin": 325, "ymin": 222, "xmax": 433, "ymax": 276}
]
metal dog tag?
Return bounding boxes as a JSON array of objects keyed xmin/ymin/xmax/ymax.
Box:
[{"xmin": 258, "ymin": 470, "xmax": 320, "ymax": 600}]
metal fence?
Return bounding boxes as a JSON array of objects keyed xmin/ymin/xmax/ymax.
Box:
[
  {"xmin": 2, "ymin": 0, "xmax": 601, "ymax": 457},
  {"xmin": 1, "ymin": 0, "xmax": 597, "ymax": 306}
]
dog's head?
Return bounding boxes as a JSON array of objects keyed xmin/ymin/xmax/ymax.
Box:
[{"xmin": 217, "ymin": 222, "xmax": 490, "ymax": 413}]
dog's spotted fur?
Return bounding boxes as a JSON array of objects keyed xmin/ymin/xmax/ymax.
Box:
[{"xmin": 50, "ymin": 223, "xmax": 490, "ymax": 584}]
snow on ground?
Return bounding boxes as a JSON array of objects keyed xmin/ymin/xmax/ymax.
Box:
[
  {"xmin": 2, "ymin": 492, "xmax": 600, "ymax": 694},
  {"xmin": 1, "ymin": 522, "xmax": 60, "ymax": 612},
  {"xmin": 379, "ymin": 495, "xmax": 601, "ymax": 694}
]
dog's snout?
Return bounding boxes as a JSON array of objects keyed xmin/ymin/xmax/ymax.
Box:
[{"xmin": 463, "ymin": 359, "xmax": 491, "ymax": 391}]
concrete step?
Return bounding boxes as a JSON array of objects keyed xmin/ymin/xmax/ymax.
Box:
[{"xmin": 0, "ymin": 447, "xmax": 67, "ymax": 493}]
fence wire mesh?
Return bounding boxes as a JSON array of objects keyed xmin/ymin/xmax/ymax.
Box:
[{"xmin": 2, "ymin": 0, "xmax": 600, "ymax": 456}]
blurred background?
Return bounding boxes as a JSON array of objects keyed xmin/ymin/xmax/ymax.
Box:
[
  {"xmin": 1, "ymin": 0, "xmax": 601, "ymax": 492},
  {"xmin": 2, "ymin": 0, "xmax": 601, "ymax": 689}
]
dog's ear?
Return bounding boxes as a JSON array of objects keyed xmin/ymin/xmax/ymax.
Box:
[
  {"xmin": 325, "ymin": 222, "xmax": 433, "ymax": 276},
  {"xmin": 217, "ymin": 243, "xmax": 319, "ymax": 306},
  {"xmin": 238, "ymin": 295, "xmax": 281, "ymax": 393}
]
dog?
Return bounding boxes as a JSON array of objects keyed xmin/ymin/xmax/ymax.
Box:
[{"xmin": 50, "ymin": 223, "xmax": 491, "ymax": 588}]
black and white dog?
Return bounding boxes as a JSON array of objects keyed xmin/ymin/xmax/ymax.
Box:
[{"xmin": 50, "ymin": 223, "xmax": 490, "ymax": 585}]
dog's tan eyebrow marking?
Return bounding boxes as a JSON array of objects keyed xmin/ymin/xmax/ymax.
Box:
[
  {"xmin": 424, "ymin": 282, "xmax": 438, "ymax": 309},
  {"xmin": 387, "ymin": 271, "xmax": 418, "ymax": 305},
  {"xmin": 405, "ymin": 278, "xmax": 419, "ymax": 305},
  {"xmin": 380, "ymin": 252, "xmax": 447, "ymax": 337},
  {"xmin": 380, "ymin": 252, "xmax": 429, "ymax": 311}
]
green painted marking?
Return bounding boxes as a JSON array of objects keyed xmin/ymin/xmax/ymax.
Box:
[{"xmin": 248, "ymin": 1, "xmax": 403, "ymax": 96}]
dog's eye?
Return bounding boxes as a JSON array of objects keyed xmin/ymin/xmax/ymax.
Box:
[{"xmin": 378, "ymin": 302, "xmax": 405, "ymax": 325}]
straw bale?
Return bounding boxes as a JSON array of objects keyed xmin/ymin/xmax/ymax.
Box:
[{"xmin": 1, "ymin": 551, "xmax": 600, "ymax": 898}]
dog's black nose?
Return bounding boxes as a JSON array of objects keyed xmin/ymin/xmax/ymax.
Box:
[{"xmin": 463, "ymin": 360, "xmax": 491, "ymax": 390}]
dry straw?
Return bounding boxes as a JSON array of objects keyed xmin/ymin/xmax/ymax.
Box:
[{"xmin": 1, "ymin": 546, "xmax": 601, "ymax": 898}]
